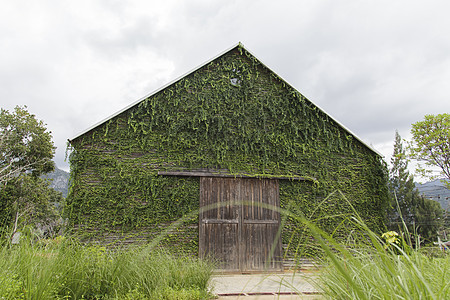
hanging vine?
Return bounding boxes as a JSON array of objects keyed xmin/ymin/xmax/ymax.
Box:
[{"xmin": 66, "ymin": 45, "xmax": 389, "ymax": 255}]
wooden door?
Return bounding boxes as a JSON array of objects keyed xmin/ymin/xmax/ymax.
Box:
[{"xmin": 199, "ymin": 177, "xmax": 282, "ymax": 272}]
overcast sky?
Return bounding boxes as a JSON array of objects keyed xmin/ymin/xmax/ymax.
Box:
[{"xmin": 1, "ymin": 0, "xmax": 449, "ymax": 178}]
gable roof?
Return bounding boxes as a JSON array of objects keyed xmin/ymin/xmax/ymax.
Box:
[{"xmin": 69, "ymin": 42, "xmax": 382, "ymax": 157}]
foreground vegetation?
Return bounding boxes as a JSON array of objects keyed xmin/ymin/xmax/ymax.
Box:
[
  {"xmin": 310, "ymin": 218, "xmax": 450, "ymax": 299},
  {"xmin": 273, "ymin": 192, "xmax": 449, "ymax": 299},
  {"xmin": 0, "ymin": 235, "xmax": 213, "ymax": 299},
  {"xmin": 319, "ymin": 249, "xmax": 449, "ymax": 299},
  {"xmin": 1, "ymin": 207, "xmax": 449, "ymax": 300}
]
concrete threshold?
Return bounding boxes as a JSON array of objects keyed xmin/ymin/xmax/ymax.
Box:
[{"xmin": 209, "ymin": 272, "xmax": 321, "ymax": 299}]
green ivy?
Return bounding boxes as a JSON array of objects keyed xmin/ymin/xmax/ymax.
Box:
[{"xmin": 66, "ymin": 45, "xmax": 389, "ymax": 256}]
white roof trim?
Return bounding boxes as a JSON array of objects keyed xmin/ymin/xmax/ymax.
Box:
[{"xmin": 69, "ymin": 42, "xmax": 382, "ymax": 157}]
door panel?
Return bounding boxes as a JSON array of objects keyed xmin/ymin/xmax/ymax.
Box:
[
  {"xmin": 199, "ymin": 177, "xmax": 282, "ymax": 272},
  {"xmin": 201, "ymin": 223, "xmax": 239, "ymax": 270},
  {"xmin": 199, "ymin": 177, "xmax": 240, "ymax": 271},
  {"xmin": 241, "ymin": 179, "xmax": 282, "ymax": 271}
]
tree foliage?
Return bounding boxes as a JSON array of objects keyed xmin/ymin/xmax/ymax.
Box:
[
  {"xmin": 388, "ymin": 131, "xmax": 443, "ymax": 241},
  {"xmin": 0, "ymin": 176, "xmax": 63, "ymax": 235},
  {"xmin": 389, "ymin": 131, "xmax": 417, "ymax": 226},
  {"xmin": 0, "ymin": 106, "xmax": 55, "ymax": 186},
  {"xmin": 408, "ymin": 113, "xmax": 450, "ymax": 186},
  {"xmin": 0, "ymin": 106, "xmax": 58, "ymax": 236}
]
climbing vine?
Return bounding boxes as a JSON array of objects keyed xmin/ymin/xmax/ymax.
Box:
[{"xmin": 66, "ymin": 45, "xmax": 389, "ymax": 256}]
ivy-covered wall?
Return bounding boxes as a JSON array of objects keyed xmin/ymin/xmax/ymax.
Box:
[{"xmin": 67, "ymin": 45, "xmax": 389, "ymax": 257}]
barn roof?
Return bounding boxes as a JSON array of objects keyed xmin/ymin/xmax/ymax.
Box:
[{"xmin": 69, "ymin": 42, "xmax": 382, "ymax": 157}]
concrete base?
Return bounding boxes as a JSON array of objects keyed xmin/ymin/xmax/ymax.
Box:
[{"xmin": 209, "ymin": 272, "xmax": 321, "ymax": 299}]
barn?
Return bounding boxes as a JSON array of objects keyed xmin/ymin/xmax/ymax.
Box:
[{"xmin": 67, "ymin": 43, "xmax": 389, "ymax": 272}]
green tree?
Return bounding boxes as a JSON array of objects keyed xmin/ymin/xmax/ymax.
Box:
[
  {"xmin": 389, "ymin": 131, "xmax": 416, "ymax": 227},
  {"xmin": 0, "ymin": 106, "xmax": 57, "ymax": 236},
  {"xmin": 408, "ymin": 113, "xmax": 450, "ymax": 186},
  {"xmin": 414, "ymin": 195, "xmax": 444, "ymax": 241},
  {"xmin": 0, "ymin": 106, "xmax": 55, "ymax": 185},
  {"xmin": 0, "ymin": 176, "xmax": 63, "ymax": 236},
  {"xmin": 388, "ymin": 131, "xmax": 443, "ymax": 242}
]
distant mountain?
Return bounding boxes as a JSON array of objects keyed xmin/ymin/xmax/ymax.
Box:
[
  {"xmin": 416, "ymin": 179, "xmax": 450, "ymax": 210},
  {"xmin": 42, "ymin": 168, "xmax": 70, "ymax": 197}
]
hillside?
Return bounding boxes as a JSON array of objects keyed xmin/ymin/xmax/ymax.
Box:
[
  {"xmin": 42, "ymin": 168, "xmax": 70, "ymax": 197},
  {"xmin": 416, "ymin": 179, "xmax": 450, "ymax": 210}
]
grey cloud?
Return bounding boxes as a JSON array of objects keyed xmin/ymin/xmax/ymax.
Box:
[{"xmin": 1, "ymin": 0, "xmax": 450, "ymax": 172}]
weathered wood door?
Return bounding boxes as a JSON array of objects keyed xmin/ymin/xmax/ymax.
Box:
[{"xmin": 199, "ymin": 177, "xmax": 282, "ymax": 272}]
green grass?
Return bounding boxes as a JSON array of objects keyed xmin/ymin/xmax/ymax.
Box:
[
  {"xmin": 2, "ymin": 192, "xmax": 448, "ymax": 299},
  {"xmin": 318, "ymin": 248, "xmax": 449, "ymax": 299},
  {"xmin": 293, "ymin": 208, "xmax": 450, "ymax": 299},
  {"xmin": 0, "ymin": 236, "xmax": 213, "ymax": 299},
  {"xmin": 276, "ymin": 191, "xmax": 450, "ymax": 299}
]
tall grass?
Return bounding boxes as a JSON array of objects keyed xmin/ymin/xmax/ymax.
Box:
[
  {"xmin": 319, "ymin": 246, "xmax": 449, "ymax": 299},
  {"xmin": 2, "ymin": 191, "xmax": 449, "ymax": 299},
  {"xmin": 0, "ymin": 236, "xmax": 213, "ymax": 299},
  {"xmin": 288, "ymin": 192, "xmax": 450, "ymax": 300}
]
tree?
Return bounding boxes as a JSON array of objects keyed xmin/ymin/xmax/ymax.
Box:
[
  {"xmin": 388, "ymin": 131, "xmax": 443, "ymax": 242},
  {"xmin": 0, "ymin": 106, "xmax": 57, "ymax": 236},
  {"xmin": 0, "ymin": 106, "xmax": 55, "ymax": 186},
  {"xmin": 414, "ymin": 195, "xmax": 443, "ymax": 241},
  {"xmin": 408, "ymin": 113, "xmax": 450, "ymax": 186},
  {"xmin": 0, "ymin": 176, "xmax": 63, "ymax": 236},
  {"xmin": 389, "ymin": 131, "xmax": 416, "ymax": 227}
]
